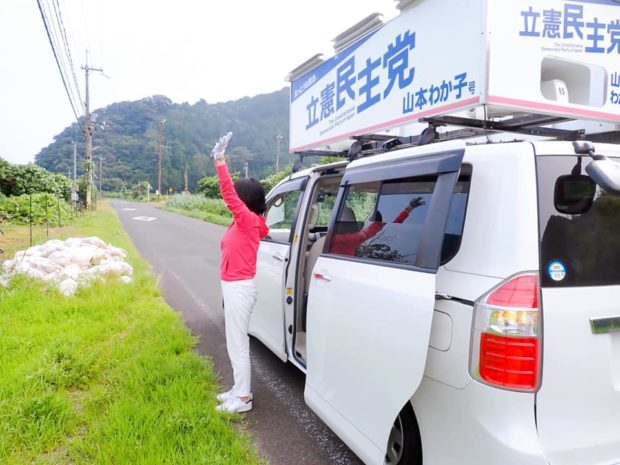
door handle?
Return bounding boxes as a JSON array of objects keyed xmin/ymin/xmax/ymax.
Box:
[
  {"xmin": 313, "ymin": 272, "xmax": 332, "ymax": 282},
  {"xmin": 272, "ymin": 254, "xmax": 286, "ymax": 262}
]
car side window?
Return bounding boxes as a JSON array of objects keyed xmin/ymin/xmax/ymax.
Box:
[
  {"xmin": 265, "ymin": 190, "xmax": 302, "ymax": 244},
  {"xmin": 310, "ymin": 189, "xmax": 338, "ymax": 231},
  {"xmin": 440, "ymin": 165, "xmax": 471, "ymax": 264},
  {"xmin": 327, "ymin": 176, "xmax": 436, "ymax": 266}
]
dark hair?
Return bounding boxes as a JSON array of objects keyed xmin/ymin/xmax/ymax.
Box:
[{"xmin": 234, "ymin": 178, "xmax": 266, "ymax": 215}]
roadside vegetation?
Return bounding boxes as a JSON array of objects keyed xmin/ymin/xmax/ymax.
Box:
[
  {"xmin": 0, "ymin": 158, "xmax": 74, "ymax": 226},
  {"xmin": 163, "ymin": 194, "xmax": 232, "ymax": 226},
  {"xmin": 0, "ymin": 202, "xmax": 263, "ymax": 465},
  {"xmin": 161, "ymin": 166, "xmax": 293, "ymax": 225}
]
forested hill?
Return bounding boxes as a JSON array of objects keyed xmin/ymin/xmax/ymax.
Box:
[{"xmin": 35, "ymin": 88, "xmax": 293, "ymax": 193}]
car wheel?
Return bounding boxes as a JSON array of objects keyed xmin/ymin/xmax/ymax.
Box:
[{"xmin": 385, "ymin": 404, "xmax": 422, "ymax": 465}]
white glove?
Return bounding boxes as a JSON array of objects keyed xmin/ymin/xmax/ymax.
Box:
[
  {"xmin": 405, "ymin": 196, "xmax": 425, "ymax": 213},
  {"xmin": 212, "ymin": 131, "xmax": 233, "ymax": 160}
]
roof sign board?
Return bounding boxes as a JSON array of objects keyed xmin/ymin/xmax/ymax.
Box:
[
  {"xmin": 289, "ymin": 0, "xmax": 620, "ymax": 152},
  {"xmin": 289, "ymin": 0, "xmax": 486, "ymax": 151}
]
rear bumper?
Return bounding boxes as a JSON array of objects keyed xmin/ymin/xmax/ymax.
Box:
[{"xmin": 412, "ymin": 377, "xmax": 549, "ymax": 465}]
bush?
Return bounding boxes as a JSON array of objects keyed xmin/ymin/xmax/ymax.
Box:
[
  {"xmin": 261, "ymin": 166, "xmax": 292, "ymax": 194},
  {"xmin": 131, "ymin": 181, "xmax": 151, "ymax": 201},
  {"xmin": 0, "ymin": 193, "xmax": 74, "ymax": 225},
  {"xmin": 0, "ymin": 159, "xmax": 72, "ymax": 201},
  {"xmin": 165, "ymin": 194, "xmax": 231, "ymax": 218},
  {"xmin": 197, "ymin": 166, "xmax": 292, "ymax": 200},
  {"xmin": 197, "ymin": 172, "xmax": 240, "ymax": 199},
  {"xmin": 76, "ymin": 176, "xmax": 98, "ymax": 208}
]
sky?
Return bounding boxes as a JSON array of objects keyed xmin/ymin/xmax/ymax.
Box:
[{"xmin": 0, "ymin": 0, "xmax": 399, "ymax": 165}]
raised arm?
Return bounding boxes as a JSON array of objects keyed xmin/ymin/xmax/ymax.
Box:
[
  {"xmin": 393, "ymin": 196, "xmax": 425, "ymax": 224},
  {"xmin": 359, "ymin": 196, "xmax": 425, "ymax": 239},
  {"xmin": 213, "ymin": 132, "xmax": 251, "ymax": 221}
]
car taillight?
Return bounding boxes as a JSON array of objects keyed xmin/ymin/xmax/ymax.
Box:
[{"xmin": 470, "ymin": 273, "xmax": 541, "ymax": 391}]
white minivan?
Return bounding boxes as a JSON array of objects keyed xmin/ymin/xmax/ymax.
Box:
[{"xmin": 248, "ymin": 137, "xmax": 620, "ymax": 465}]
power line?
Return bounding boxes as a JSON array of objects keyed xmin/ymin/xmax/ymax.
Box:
[
  {"xmin": 38, "ymin": 0, "xmax": 83, "ymax": 125},
  {"xmin": 36, "ymin": 0, "xmax": 84, "ymax": 130},
  {"xmin": 45, "ymin": 0, "xmax": 80, "ymax": 111},
  {"xmin": 53, "ymin": 0, "xmax": 84, "ymax": 112},
  {"xmin": 48, "ymin": 0, "xmax": 84, "ymax": 117}
]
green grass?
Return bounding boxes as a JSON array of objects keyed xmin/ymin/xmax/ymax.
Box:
[
  {"xmin": 0, "ymin": 202, "xmax": 263, "ymax": 465},
  {"xmin": 161, "ymin": 195, "xmax": 232, "ymax": 227}
]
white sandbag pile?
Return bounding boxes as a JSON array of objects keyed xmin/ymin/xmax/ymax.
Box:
[{"xmin": 1, "ymin": 236, "xmax": 133, "ymax": 296}]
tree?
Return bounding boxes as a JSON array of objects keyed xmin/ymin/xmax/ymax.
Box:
[
  {"xmin": 0, "ymin": 157, "xmax": 17, "ymax": 196},
  {"xmin": 228, "ymin": 146, "xmax": 254, "ymax": 175},
  {"xmin": 34, "ymin": 89, "xmax": 292, "ymax": 192},
  {"xmin": 189, "ymin": 153, "xmax": 209, "ymax": 191},
  {"xmin": 260, "ymin": 166, "xmax": 292, "ymax": 193},
  {"xmin": 197, "ymin": 172, "xmax": 240, "ymax": 199},
  {"xmin": 0, "ymin": 158, "xmax": 71, "ymax": 201},
  {"xmin": 132, "ymin": 181, "xmax": 151, "ymax": 200}
]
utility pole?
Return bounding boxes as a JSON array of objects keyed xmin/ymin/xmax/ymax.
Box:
[
  {"xmin": 275, "ymin": 135, "xmax": 283, "ymax": 173},
  {"xmin": 183, "ymin": 161, "xmax": 189, "ymax": 193},
  {"xmin": 72, "ymin": 141, "xmax": 77, "ymax": 209},
  {"xmin": 157, "ymin": 118, "xmax": 166, "ymax": 199},
  {"xmin": 244, "ymin": 161, "xmax": 249, "ymax": 178},
  {"xmin": 82, "ymin": 57, "xmax": 103, "ymax": 210},
  {"xmin": 98, "ymin": 155, "xmax": 106, "ymax": 199}
]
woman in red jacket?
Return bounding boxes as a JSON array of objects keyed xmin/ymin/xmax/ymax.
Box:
[{"xmin": 212, "ymin": 132, "xmax": 269, "ymax": 413}]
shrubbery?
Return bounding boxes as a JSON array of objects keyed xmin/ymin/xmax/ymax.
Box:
[
  {"xmin": 0, "ymin": 157, "xmax": 75, "ymax": 225},
  {"xmin": 0, "ymin": 193, "xmax": 73, "ymax": 225},
  {"xmin": 196, "ymin": 166, "xmax": 291, "ymax": 200},
  {"xmin": 197, "ymin": 172, "xmax": 239, "ymax": 199},
  {"xmin": 166, "ymin": 194, "xmax": 231, "ymax": 218},
  {"xmin": 167, "ymin": 165, "xmax": 294, "ymax": 227},
  {"xmin": 0, "ymin": 158, "xmax": 72, "ymax": 201},
  {"xmin": 131, "ymin": 181, "xmax": 151, "ymax": 201},
  {"xmin": 260, "ymin": 166, "xmax": 292, "ymax": 194}
]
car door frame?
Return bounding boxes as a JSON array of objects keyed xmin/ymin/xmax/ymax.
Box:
[
  {"xmin": 249, "ymin": 175, "xmax": 307, "ymax": 362},
  {"xmin": 304, "ymin": 147, "xmax": 465, "ymax": 465}
]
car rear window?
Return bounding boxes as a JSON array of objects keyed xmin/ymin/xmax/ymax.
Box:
[{"xmin": 537, "ymin": 155, "xmax": 620, "ymax": 287}]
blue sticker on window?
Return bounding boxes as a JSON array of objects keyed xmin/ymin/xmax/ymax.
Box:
[{"xmin": 548, "ymin": 261, "xmax": 567, "ymax": 281}]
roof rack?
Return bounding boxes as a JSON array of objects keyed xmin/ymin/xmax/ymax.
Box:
[
  {"xmin": 421, "ymin": 114, "xmax": 586, "ymax": 141},
  {"xmin": 291, "ymin": 114, "xmax": 588, "ymax": 171}
]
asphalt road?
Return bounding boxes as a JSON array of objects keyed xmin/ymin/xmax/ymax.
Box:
[{"xmin": 112, "ymin": 200, "xmax": 363, "ymax": 465}]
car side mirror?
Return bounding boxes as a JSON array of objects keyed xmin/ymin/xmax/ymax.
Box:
[
  {"xmin": 586, "ymin": 157, "xmax": 620, "ymax": 195},
  {"xmin": 554, "ymin": 174, "xmax": 596, "ymax": 214}
]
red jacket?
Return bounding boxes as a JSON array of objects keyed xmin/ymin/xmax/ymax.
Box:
[{"xmin": 217, "ymin": 164, "xmax": 269, "ymax": 281}]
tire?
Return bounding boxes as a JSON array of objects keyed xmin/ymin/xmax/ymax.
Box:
[{"xmin": 384, "ymin": 404, "xmax": 422, "ymax": 465}]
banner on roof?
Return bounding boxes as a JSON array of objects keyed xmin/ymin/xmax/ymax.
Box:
[
  {"xmin": 289, "ymin": 0, "xmax": 620, "ymax": 152},
  {"xmin": 289, "ymin": 0, "xmax": 485, "ymax": 152}
]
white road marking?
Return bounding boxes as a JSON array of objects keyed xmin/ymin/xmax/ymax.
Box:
[
  {"xmin": 122, "ymin": 208, "xmax": 137, "ymax": 211},
  {"xmin": 132, "ymin": 216, "xmax": 157, "ymax": 222}
]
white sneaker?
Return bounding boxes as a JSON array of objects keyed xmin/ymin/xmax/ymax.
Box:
[
  {"xmin": 216, "ymin": 389, "xmax": 233, "ymax": 403},
  {"xmin": 215, "ymin": 396, "xmax": 253, "ymax": 413},
  {"xmin": 216, "ymin": 390, "xmax": 252, "ymax": 403}
]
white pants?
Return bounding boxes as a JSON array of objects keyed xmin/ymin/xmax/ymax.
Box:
[{"xmin": 221, "ymin": 279, "xmax": 257, "ymax": 398}]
